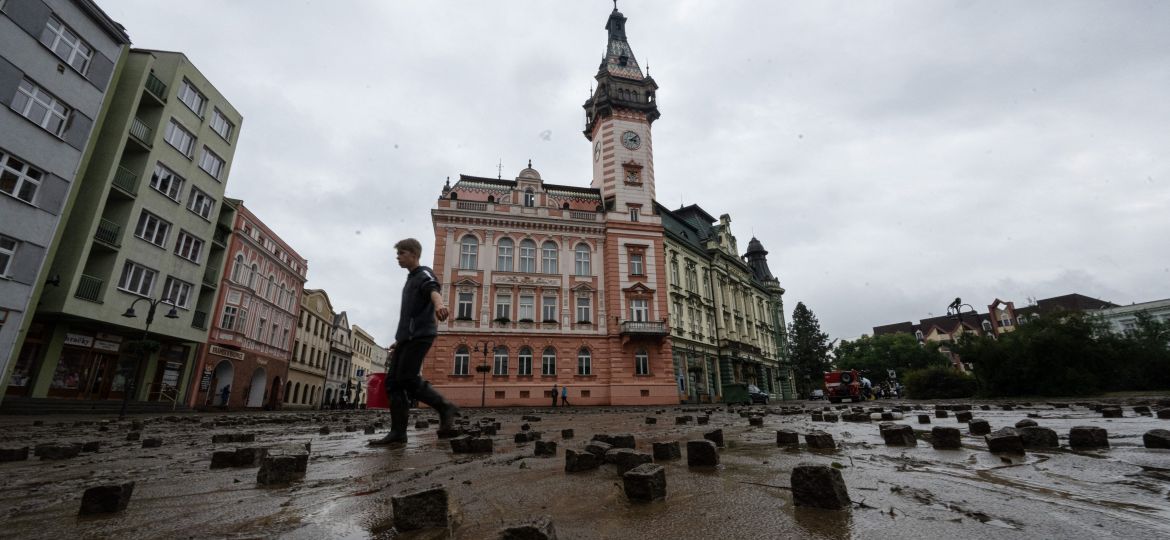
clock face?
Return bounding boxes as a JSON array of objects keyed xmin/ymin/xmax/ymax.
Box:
[
  {"xmin": 594, "ymin": 142, "xmax": 601, "ymax": 162},
  {"xmin": 621, "ymin": 130, "xmax": 641, "ymax": 150}
]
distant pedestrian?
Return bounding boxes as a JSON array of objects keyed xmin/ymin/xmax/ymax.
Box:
[
  {"xmin": 551, "ymin": 384, "xmax": 558, "ymax": 407},
  {"xmin": 560, "ymin": 385, "xmax": 570, "ymax": 406},
  {"xmin": 220, "ymin": 384, "xmax": 230, "ymax": 407}
]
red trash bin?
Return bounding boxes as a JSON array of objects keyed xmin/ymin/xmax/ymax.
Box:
[{"xmin": 366, "ymin": 373, "xmax": 389, "ymax": 409}]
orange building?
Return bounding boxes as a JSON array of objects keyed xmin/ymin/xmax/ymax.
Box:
[{"xmin": 423, "ymin": 7, "xmax": 676, "ymax": 406}]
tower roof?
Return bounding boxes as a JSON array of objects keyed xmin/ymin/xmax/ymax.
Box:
[
  {"xmin": 583, "ymin": 5, "xmax": 660, "ymax": 139},
  {"xmin": 744, "ymin": 237, "xmax": 776, "ymax": 282},
  {"xmin": 600, "ymin": 7, "xmax": 644, "ymax": 81}
]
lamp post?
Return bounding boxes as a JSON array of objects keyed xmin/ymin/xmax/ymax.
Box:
[
  {"xmin": 472, "ymin": 340, "xmax": 495, "ymax": 408},
  {"xmin": 119, "ymin": 294, "xmax": 179, "ymax": 419},
  {"xmin": 945, "ymin": 297, "xmax": 979, "ymax": 368}
]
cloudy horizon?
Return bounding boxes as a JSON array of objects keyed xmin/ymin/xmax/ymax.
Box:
[{"xmin": 96, "ymin": 0, "xmax": 1170, "ymax": 344}]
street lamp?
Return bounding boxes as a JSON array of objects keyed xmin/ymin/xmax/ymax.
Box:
[
  {"xmin": 119, "ymin": 294, "xmax": 179, "ymax": 419},
  {"xmin": 472, "ymin": 340, "xmax": 495, "ymax": 408}
]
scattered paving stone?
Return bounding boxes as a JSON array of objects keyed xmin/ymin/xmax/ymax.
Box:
[
  {"xmin": 344, "ymin": 425, "xmax": 358, "ymax": 433},
  {"xmin": 918, "ymin": 415, "xmax": 931, "ymax": 424},
  {"xmin": 437, "ymin": 427, "xmax": 464, "ymax": 439},
  {"xmin": 130, "ymin": 421, "xmax": 144, "ymax": 431},
  {"xmin": 686, "ymin": 440, "xmax": 719, "ymax": 467},
  {"xmin": 804, "ymin": 431, "xmax": 835, "ymax": 450},
  {"xmin": 591, "ymin": 433, "xmax": 635, "ymax": 449},
  {"xmin": 1069, "ymin": 426, "xmax": 1109, "ymax": 449},
  {"xmin": 499, "ymin": 516, "xmax": 557, "ymax": 540},
  {"xmin": 931, "ymin": 427, "xmax": 962, "ymax": 449},
  {"xmin": 211, "ymin": 447, "xmax": 268, "ymax": 469},
  {"xmin": 78, "ymin": 482, "xmax": 135, "ymax": 515},
  {"xmin": 674, "ymin": 416, "xmax": 692, "ymax": 425},
  {"xmin": 318, "ymin": 426, "xmax": 331, "ymax": 435},
  {"xmin": 1133, "ymin": 405, "xmax": 1151, "ymax": 415},
  {"xmin": 968, "ymin": 419, "xmax": 991, "ymax": 435},
  {"xmin": 1158, "ymin": 409, "xmax": 1170, "ymax": 420},
  {"xmin": 955, "ymin": 411, "xmax": 973, "ymax": 423},
  {"xmin": 697, "ymin": 416, "xmax": 710, "ymax": 425},
  {"xmin": 514, "ymin": 432, "xmax": 538, "ymax": 443},
  {"xmin": 212, "ymin": 434, "xmax": 255, "ymax": 444},
  {"xmin": 534, "ymin": 441, "xmax": 557, "ymax": 457},
  {"xmin": 0, "ymin": 447, "xmax": 30, "ymax": 462},
  {"xmin": 1143, "ymin": 429, "xmax": 1170, "ymax": 449},
  {"xmin": 880, "ymin": 412, "xmax": 896, "ymax": 421},
  {"xmin": 392, "ymin": 486, "xmax": 449, "ymax": 532},
  {"xmin": 415, "ymin": 421, "xmax": 429, "ymax": 429},
  {"xmin": 811, "ymin": 413, "xmax": 824, "ymax": 422},
  {"xmin": 879, "ymin": 423, "xmax": 917, "ymax": 446},
  {"xmin": 141, "ymin": 438, "xmax": 162, "ymax": 448},
  {"xmin": 985, "ymin": 428, "xmax": 1024, "ymax": 454},
  {"xmin": 776, "ymin": 430, "xmax": 800, "ymax": 446},
  {"xmin": 81, "ymin": 441, "xmax": 100, "ymax": 452},
  {"xmin": 1019, "ymin": 426, "xmax": 1059, "ymax": 449},
  {"xmin": 126, "ymin": 431, "xmax": 141, "ymax": 442},
  {"xmin": 652, "ymin": 441, "xmax": 681, "ymax": 461},
  {"xmin": 623, "ymin": 463, "xmax": 666, "ymax": 502},
  {"xmin": 980, "ymin": 405, "xmax": 991, "ymax": 411},
  {"xmin": 521, "ymin": 423, "xmax": 532, "ymax": 432},
  {"xmin": 823, "ymin": 413, "xmax": 839, "ymax": 423},
  {"xmin": 703, "ymin": 429, "xmax": 725, "ymax": 448},
  {"xmin": 39, "ymin": 443, "xmax": 82, "ymax": 460},
  {"xmin": 606, "ymin": 448, "xmax": 653, "ymax": 474},
  {"xmin": 364, "ymin": 426, "xmax": 376, "ymax": 435},
  {"xmin": 257, "ymin": 455, "xmax": 306, "ymax": 485},
  {"xmin": 791, "ymin": 463, "xmax": 851, "ymax": 510},
  {"xmin": 584, "ymin": 441, "xmax": 612, "ymax": 458},
  {"xmin": 749, "ymin": 416, "xmax": 764, "ymax": 426},
  {"xmin": 1102, "ymin": 407, "xmax": 1123, "ymax": 419},
  {"xmin": 935, "ymin": 410, "xmax": 949, "ymax": 419},
  {"xmin": 1015, "ymin": 419, "xmax": 1038, "ymax": 429},
  {"xmin": 560, "ymin": 429, "xmax": 574, "ymax": 439},
  {"xmin": 645, "ymin": 417, "xmax": 657, "ymax": 425},
  {"xmin": 564, "ymin": 449, "xmax": 600, "ymax": 472}
]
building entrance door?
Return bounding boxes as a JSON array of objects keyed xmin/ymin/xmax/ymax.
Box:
[{"xmin": 79, "ymin": 354, "xmax": 114, "ymax": 400}]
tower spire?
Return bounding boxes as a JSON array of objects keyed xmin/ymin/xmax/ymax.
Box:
[{"xmin": 582, "ymin": 6, "xmax": 660, "ymax": 140}]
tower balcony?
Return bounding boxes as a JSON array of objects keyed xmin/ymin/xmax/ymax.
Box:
[{"xmin": 620, "ymin": 320, "xmax": 668, "ymax": 337}]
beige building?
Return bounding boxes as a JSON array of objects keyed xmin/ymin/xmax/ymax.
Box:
[
  {"xmin": 350, "ymin": 324, "xmax": 381, "ymax": 407},
  {"xmin": 287, "ymin": 288, "xmax": 331, "ymax": 409}
]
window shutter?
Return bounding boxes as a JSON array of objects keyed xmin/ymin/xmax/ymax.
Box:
[
  {"xmin": 61, "ymin": 110, "xmax": 92, "ymax": 150},
  {"xmin": 0, "ymin": 57, "xmax": 21, "ymax": 109},
  {"xmin": 9, "ymin": 241, "xmax": 46, "ymax": 285},
  {"xmin": 36, "ymin": 173, "xmax": 69, "ymax": 215},
  {"xmin": 7, "ymin": 0, "xmax": 52, "ymax": 43},
  {"xmin": 86, "ymin": 52, "xmax": 115, "ymax": 89}
]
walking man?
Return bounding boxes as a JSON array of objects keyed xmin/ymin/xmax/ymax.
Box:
[
  {"xmin": 371, "ymin": 238, "xmax": 460, "ymax": 446},
  {"xmin": 551, "ymin": 384, "xmax": 558, "ymax": 407},
  {"xmin": 560, "ymin": 384, "xmax": 570, "ymax": 406}
]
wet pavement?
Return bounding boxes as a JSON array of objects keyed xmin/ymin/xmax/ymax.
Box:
[{"xmin": 1, "ymin": 397, "xmax": 1168, "ymax": 539}]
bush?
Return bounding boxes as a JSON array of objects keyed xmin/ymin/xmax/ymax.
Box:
[{"xmin": 904, "ymin": 367, "xmax": 978, "ymax": 399}]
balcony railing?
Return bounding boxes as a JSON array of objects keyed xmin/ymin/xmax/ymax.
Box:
[
  {"xmin": 192, "ymin": 310, "xmax": 208, "ymax": 330},
  {"xmin": 202, "ymin": 268, "xmax": 218, "ymax": 287},
  {"xmin": 75, "ymin": 274, "xmax": 103, "ymax": 303},
  {"xmin": 144, "ymin": 72, "xmax": 168, "ymax": 101},
  {"xmin": 212, "ymin": 226, "xmax": 229, "ymax": 246},
  {"xmin": 456, "ymin": 201, "xmax": 488, "ymax": 211},
  {"xmin": 112, "ymin": 165, "xmax": 139, "ymax": 195},
  {"xmin": 129, "ymin": 117, "xmax": 153, "ymax": 147},
  {"xmin": 93, "ymin": 218, "xmax": 121, "ymax": 247},
  {"xmin": 620, "ymin": 320, "xmax": 669, "ymax": 337},
  {"xmin": 570, "ymin": 211, "xmax": 598, "ymax": 221}
]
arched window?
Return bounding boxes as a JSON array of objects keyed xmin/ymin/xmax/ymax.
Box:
[
  {"xmin": 248, "ymin": 263, "xmax": 258, "ymax": 289},
  {"xmin": 542, "ymin": 347, "xmax": 556, "ymax": 375},
  {"xmin": 982, "ymin": 320, "xmax": 993, "ymax": 332},
  {"xmin": 914, "ymin": 330, "xmax": 924, "ymax": 341},
  {"xmin": 493, "ymin": 346, "xmax": 509, "ymax": 375},
  {"xmin": 524, "ymin": 188, "xmax": 535, "ymax": 207},
  {"xmin": 286, "ymin": 381, "xmax": 294, "ymax": 403},
  {"xmin": 454, "ymin": 346, "xmax": 470, "ymax": 375},
  {"xmin": 301, "ymin": 384, "xmax": 309, "ymax": 404},
  {"xmin": 541, "ymin": 241, "xmax": 558, "ymax": 273},
  {"xmin": 267, "ymin": 275, "xmax": 275, "ymax": 299},
  {"xmin": 575, "ymin": 243, "xmax": 591, "ymax": 276},
  {"xmin": 577, "ymin": 348, "xmax": 592, "ymax": 375},
  {"xmin": 459, "ymin": 235, "xmax": 478, "ymax": 269},
  {"xmin": 519, "ymin": 239, "xmax": 537, "ymax": 272},
  {"xmin": 518, "ymin": 347, "xmax": 533, "ymax": 376},
  {"xmin": 497, "ymin": 238, "xmax": 514, "ymax": 271},
  {"xmin": 635, "ymin": 349, "xmax": 649, "ymax": 375},
  {"xmin": 231, "ymin": 254, "xmax": 245, "ymax": 282}
]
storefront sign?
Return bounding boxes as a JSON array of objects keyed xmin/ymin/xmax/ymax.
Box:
[
  {"xmin": 96, "ymin": 333, "xmax": 123, "ymax": 343},
  {"xmin": 256, "ymin": 357, "xmax": 268, "ymax": 366},
  {"xmin": 93, "ymin": 340, "xmax": 121, "ymax": 352},
  {"xmin": 199, "ymin": 369, "xmax": 213, "ymax": 391},
  {"xmin": 209, "ymin": 345, "xmax": 245, "ymax": 361},
  {"xmin": 64, "ymin": 333, "xmax": 94, "ymax": 348}
]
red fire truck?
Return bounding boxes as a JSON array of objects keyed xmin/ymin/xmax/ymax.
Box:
[{"xmin": 823, "ymin": 369, "xmax": 863, "ymax": 403}]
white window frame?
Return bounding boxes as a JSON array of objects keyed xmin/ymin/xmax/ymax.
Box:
[
  {"xmin": 187, "ymin": 185, "xmax": 214, "ymax": 220},
  {"xmin": 41, "ymin": 17, "xmax": 93, "ymax": 74},
  {"xmin": 630, "ymin": 207, "xmax": 640, "ymax": 222},
  {"xmin": 117, "ymin": 260, "xmax": 157, "ymax": 297},
  {"xmin": 198, "ymin": 147, "xmax": 225, "ymax": 180},
  {"xmin": 0, "ymin": 235, "xmax": 16, "ymax": 278},
  {"xmin": 454, "ymin": 347, "xmax": 470, "ymax": 375},
  {"xmin": 177, "ymin": 79, "xmax": 207, "ymax": 116},
  {"xmin": 542, "ymin": 295, "xmax": 557, "ymax": 322},
  {"xmin": 496, "ymin": 238, "xmax": 513, "ymax": 271},
  {"xmin": 494, "ymin": 292, "xmax": 512, "ymax": 320},
  {"xmin": 577, "ymin": 348, "xmax": 592, "ymax": 375},
  {"xmin": 541, "ymin": 241, "xmax": 558, "ymax": 273},
  {"xmin": 524, "ymin": 189, "xmax": 535, "ymax": 207},
  {"xmin": 493, "ymin": 347, "xmax": 508, "ymax": 375},
  {"xmin": 210, "ymin": 108, "xmax": 234, "ymax": 141},
  {"xmin": 149, "ymin": 162, "xmax": 184, "ymax": 201},
  {"xmin": 519, "ymin": 240, "xmax": 536, "ymax": 272},
  {"xmin": 221, "ymin": 305, "xmax": 238, "ymax": 329},
  {"xmin": 12, "ymin": 79, "xmax": 70, "ymax": 136},
  {"xmin": 541, "ymin": 347, "xmax": 556, "ymax": 376},
  {"xmin": 635, "ymin": 349, "xmax": 649, "ymax": 375},
  {"xmin": 629, "ymin": 253, "xmax": 644, "ymax": 276},
  {"xmin": 457, "ymin": 291, "xmax": 474, "ymax": 319},
  {"xmin": 174, "ymin": 231, "xmax": 203, "ymax": 263},
  {"xmin": 576, "ymin": 295, "xmax": 591, "ymax": 323},
  {"xmin": 0, "ymin": 150, "xmax": 44, "ymax": 204},
  {"xmin": 134, "ymin": 210, "xmax": 171, "ymax": 247},
  {"xmin": 164, "ymin": 119, "xmax": 196, "ymax": 157},
  {"xmin": 630, "ymin": 298, "xmax": 649, "ymax": 322},
  {"xmin": 575, "ymin": 244, "xmax": 591, "ymax": 276},
  {"xmin": 162, "ymin": 276, "xmax": 193, "ymax": 309},
  {"xmin": 459, "ymin": 235, "xmax": 478, "ymax": 269},
  {"xmin": 518, "ymin": 294, "xmax": 535, "ymax": 321},
  {"xmin": 517, "ymin": 347, "xmax": 533, "ymax": 376}
]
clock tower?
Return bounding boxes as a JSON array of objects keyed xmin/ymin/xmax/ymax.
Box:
[{"xmin": 583, "ymin": 5, "xmax": 660, "ymax": 213}]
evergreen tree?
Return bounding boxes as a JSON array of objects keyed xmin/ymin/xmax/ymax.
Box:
[{"xmin": 787, "ymin": 302, "xmax": 833, "ymax": 397}]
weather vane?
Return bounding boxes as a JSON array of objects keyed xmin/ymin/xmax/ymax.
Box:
[{"xmin": 497, "ymin": 159, "xmax": 503, "ymax": 179}]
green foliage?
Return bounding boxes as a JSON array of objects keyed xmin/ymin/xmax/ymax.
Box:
[
  {"xmin": 954, "ymin": 310, "xmax": 1170, "ymax": 397},
  {"xmin": 834, "ymin": 333, "xmax": 950, "ymax": 383},
  {"xmin": 903, "ymin": 366, "xmax": 978, "ymax": 399},
  {"xmin": 787, "ymin": 302, "xmax": 833, "ymax": 397}
]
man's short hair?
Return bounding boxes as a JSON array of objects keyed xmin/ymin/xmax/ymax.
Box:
[{"xmin": 394, "ymin": 238, "xmax": 422, "ymax": 256}]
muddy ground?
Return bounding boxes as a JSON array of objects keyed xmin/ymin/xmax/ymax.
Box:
[{"xmin": 1, "ymin": 397, "xmax": 1168, "ymax": 539}]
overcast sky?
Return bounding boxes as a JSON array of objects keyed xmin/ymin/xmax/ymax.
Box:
[{"xmin": 99, "ymin": 0, "xmax": 1170, "ymax": 344}]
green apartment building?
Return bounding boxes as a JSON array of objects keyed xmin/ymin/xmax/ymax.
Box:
[{"xmin": 9, "ymin": 49, "xmax": 242, "ymax": 407}]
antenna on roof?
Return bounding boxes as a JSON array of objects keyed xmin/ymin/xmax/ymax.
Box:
[{"xmin": 497, "ymin": 159, "xmax": 503, "ymax": 179}]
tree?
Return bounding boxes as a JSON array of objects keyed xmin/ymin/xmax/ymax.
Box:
[
  {"xmin": 834, "ymin": 333, "xmax": 950, "ymax": 383},
  {"xmin": 787, "ymin": 302, "xmax": 833, "ymax": 397}
]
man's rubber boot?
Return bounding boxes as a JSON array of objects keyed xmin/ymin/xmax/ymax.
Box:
[
  {"xmin": 369, "ymin": 394, "xmax": 410, "ymax": 446},
  {"xmin": 415, "ymin": 382, "xmax": 460, "ymax": 435}
]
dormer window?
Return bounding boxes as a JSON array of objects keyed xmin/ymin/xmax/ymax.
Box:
[
  {"xmin": 524, "ymin": 189, "xmax": 535, "ymax": 207},
  {"xmin": 619, "ymin": 55, "xmax": 628, "ymax": 66}
]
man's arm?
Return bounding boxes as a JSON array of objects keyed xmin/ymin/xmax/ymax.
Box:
[{"xmin": 432, "ymin": 290, "xmax": 449, "ymax": 321}]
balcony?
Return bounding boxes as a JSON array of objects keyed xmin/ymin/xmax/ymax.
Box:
[
  {"xmin": 620, "ymin": 320, "xmax": 669, "ymax": 337},
  {"xmin": 75, "ymin": 274, "xmax": 104, "ymax": 303},
  {"xmin": 192, "ymin": 310, "xmax": 208, "ymax": 330},
  {"xmin": 128, "ymin": 117, "xmax": 153, "ymax": 149},
  {"xmin": 456, "ymin": 201, "xmax": 487, "ymax": 211},
  {"xmin": 569, "ymin": 211, "xmax": 598, "ymax": 221},
  {"xmin": 212, "ymin": 226, "xmax": 229, "ymax": 247},
  {"xmin": 93, "ymin": 218, "xmax": 122, "ymax": 248},
  {"xmin": 111, "ymin": 166, "xmax": 139, "ymax": 197},
  {"xmin": 202, "ymin": 268, "xmax": 218, "ymax": 288},
  {"xmin": 144, "ymin": 72, "xmax": 168, "ymax": 102}
]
